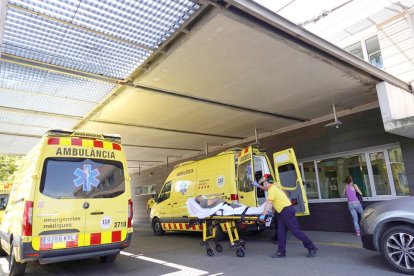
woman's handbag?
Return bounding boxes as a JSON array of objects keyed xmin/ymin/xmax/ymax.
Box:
[{"xmin": 354, "ymin": 184, "xmax": 363, "ymax": 203}]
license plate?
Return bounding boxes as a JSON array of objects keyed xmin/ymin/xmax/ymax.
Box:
[{"xmin": 41, "ymin": 234, "xmax": 77, "ymax": 245}]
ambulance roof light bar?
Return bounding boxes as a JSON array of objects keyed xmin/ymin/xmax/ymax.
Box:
[{"xmin": 45, "ymin": 129, "xmax": 122, "ymax": 143}]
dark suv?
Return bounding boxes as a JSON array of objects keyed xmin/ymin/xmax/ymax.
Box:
[{"xmin": 360, "ymin": 197, "xmax": 414, "ymax": 274}]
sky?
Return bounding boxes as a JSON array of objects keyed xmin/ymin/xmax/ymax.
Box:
[{"xmin": 252, "ymin": 0, "xmax": 411, "ymax": 44}]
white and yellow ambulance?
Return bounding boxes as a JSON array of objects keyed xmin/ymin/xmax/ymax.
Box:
[
  {"xmin": 151, "ymin": 146, "xmax": 308, "ymax": 235},
  {"xmin": 0, "ymin": 182, "xmax": 13, "ymax": 224},
  {"xmin": 0, "ymin": 130, "xmax": 133, "ymax": 275}
]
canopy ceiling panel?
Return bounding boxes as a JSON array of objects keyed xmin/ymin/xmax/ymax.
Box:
[
  {"xmin": 1, "ymin": 123, "xmax": 49, "ymax": 136},
  {"xmin": 137, "ymin": 12, "xmax": 378, "ymax": 119},
  {"xmin": 4, "ymin": 0, "xmax": 200, "ymax": 78},
  {"xmin": 0, "ymin": 87, "xmax": 95, "ymax": 117},
  {"xmin": 0, "ymin": 109, "xmax": 81, "ymax": 129},
  {"xmin": 122, "ymin": 145, "xmax": 201, "ymax": 167},
  {"xmin": 79, "ymin": 121, "xmax": 237, "ymax": 149},
  {"xmin": 0, "ymin": 134, "xmax": 39, "ymax": 155},
  {"xmin": 0, "ymin": 62, "xmax": 115, "ymax": 103},
  {"xmin": 92, "ymin": 86, "xmax": 293, "ymax": 137}
]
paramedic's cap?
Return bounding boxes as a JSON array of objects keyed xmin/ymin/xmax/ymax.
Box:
[{"xmin": 259, "ymin": 174, "xmax": 274, "ymax": 184}]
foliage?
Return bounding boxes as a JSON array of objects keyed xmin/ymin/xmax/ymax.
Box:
[{"xmin": 0, "ymin": 155, "xmax": 22, "ymax": 182}]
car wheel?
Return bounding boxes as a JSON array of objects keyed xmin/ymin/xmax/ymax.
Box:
[
  {"xmin": 380, "ymin": 225, "xmax": 414, "ymax": 275},
  {"xmin": 152, "ymin": 218, "xmax": 164, "ymax": 236},
  {"xmin": 8, "ymin": 243, "xmax": 27, "ymax": 276},
  {"xmin": 100, "ymin": 253, "xmax": 118, "ymax": 263}
]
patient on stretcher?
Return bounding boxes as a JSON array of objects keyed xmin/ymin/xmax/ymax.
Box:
[
  {"xmin": 187, "ymin": 196, "xmax": 266, "ymax": 219},
  {"xmin": 194, "ymin": 195, "xmax": 241, "ymax": 209}
]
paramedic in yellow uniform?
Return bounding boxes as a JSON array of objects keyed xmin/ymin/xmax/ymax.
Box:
[
  {"xmin": 147, "ymin": 194, "xmax": 156, "ymax": 214},
  {"xmin": 259, "ymin": 174, "xmax": 318, "ymax": 258}
]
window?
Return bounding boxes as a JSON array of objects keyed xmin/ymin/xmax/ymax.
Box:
[
  {"xmin": 157, "ymin": 181, "xmax": 172, "ymax": 203},
  {"xmin": 0, "ymin": 194, "xmax": 9, "ymax": 210},
  {"xmin": 344, "ymin": 35, "xmax": 383, "ymax": 68},
  {"xmin": 301, "ymin": 162, "xmax": 319, "ymax": 199},
  {"xmin": 344, "ymin": 42, "xmax": 364, "ymax": 59},
  {"xmin": 237, "ymin": 162, "xmax": 253, "ymax": 192},
  {"xmin": 365, "ymin": 36, "xmax": 383, "ymax": 68},
  {"xmin": 301, "ymin": 145, "xmax": 407, "ymax": 201},
  {"xmin": 317, "ymin": 154, "xmax": 370, "ymax": 199},
  {"xmin": 40, "ymin": 158, "xmax": 125, "ymax": 199},
  {"xmin": 388, "ymin": 148, "xmax": 409, "ymax": 196},
  {"xmin": 135, "ymin": 184, "xmax": 156, "ymax": 196},
  {"xmin": 135, "ymin": 187, "xmax": 143, "ymax": 196},
  {"xmin": 369, "ymin": 152, "xmax": 390, "ymax": 195}
]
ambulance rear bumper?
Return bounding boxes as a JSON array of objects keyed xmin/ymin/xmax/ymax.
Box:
[{"xmin": 20, "ymin": 233, "xmax": 132, "ymax": 264}]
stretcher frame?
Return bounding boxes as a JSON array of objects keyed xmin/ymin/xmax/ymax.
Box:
[{"xmin": 188, "ymin": 215, "xmax": 262, "ymax": 257}]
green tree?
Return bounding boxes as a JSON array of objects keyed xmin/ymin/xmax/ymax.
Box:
[{"xmin": 0, "ymin": 155, "xmax": 22, "ymax": 182}]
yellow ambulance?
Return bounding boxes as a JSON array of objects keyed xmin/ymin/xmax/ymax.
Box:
[
  {"xmin": 0, "ymin": 183, "xmax": 13, "ymax": 224},
  {"xmin": 151, "ymin": 146, "xmax": 308, "ymax": 235},
  {"xmin": 0, "ymin": 130, "xmax": 133, "ymax": 275}
]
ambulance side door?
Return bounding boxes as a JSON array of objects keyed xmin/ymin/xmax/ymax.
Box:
[
  {"xmin": 172, "ymin": 175, "xmax": 196, "ymax": 219},
  {"xmin": 273, "ymin": 148, "xmax": 309, "ymax": 216},
  {"xmin": 154, "ymin": 181, "xmax": 174, "ymax": 222},
  {"xmin": 237, "ymin": 147, "xmax": 256, "ymax": 206}
]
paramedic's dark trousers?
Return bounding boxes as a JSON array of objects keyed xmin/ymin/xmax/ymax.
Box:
[{"xmin": 277, "ymin": 205, "xmax": 314, "ymax": 254}]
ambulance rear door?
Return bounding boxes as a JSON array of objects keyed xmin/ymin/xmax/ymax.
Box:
[
  {"xmin": 273, "ymin": 148, "xmax": 309, "ymax": 216},
  {"xmin": 33, "ymin": 157, "xmax": 89, "ymax": 252},
  {"xmin": 83, "ymin": 156, "xmax": 129, "ymax": 248},
  {"xmin": 237, "ymin": 146, "xmax": 256, "ymax": 206}
]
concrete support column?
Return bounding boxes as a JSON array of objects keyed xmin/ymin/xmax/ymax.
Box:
[{"xmin": 377, "ymin": 81, "xmax": 414, "ymax": 138}]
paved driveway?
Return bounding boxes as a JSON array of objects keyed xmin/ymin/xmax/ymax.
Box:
[{"xmin": 0, "ymin": 225, "xmax": 400, "ymax": 275}]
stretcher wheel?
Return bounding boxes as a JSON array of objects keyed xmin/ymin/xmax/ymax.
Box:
[
  {"xmin": 215, "ymin": 244, "xmax": 223, "ymax": 252},
  {"xmin": 236, "ymin": 248, "xmax": 245, "ymax": 257},
  {"xmin": 207, "ymin": 248, "xmax": 214, "ymax": 257}
]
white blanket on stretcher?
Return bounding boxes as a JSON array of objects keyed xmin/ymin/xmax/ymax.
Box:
[{"xmin": 186, "ymin": 198, "xmax": 266, "ymax": 219}]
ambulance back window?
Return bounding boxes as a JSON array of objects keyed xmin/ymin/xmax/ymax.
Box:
[
  {"xmin": 0, "ymin": 194, "xmax": 9, "ymax": 210},
  {"xmin": 40, "ymin": 158, "xmax": 125, "ymax": 199}
]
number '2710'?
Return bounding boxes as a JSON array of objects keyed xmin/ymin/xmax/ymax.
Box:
[{"xmin": 114, "ymin": 221, "xmax": 127, "ymax": 228}]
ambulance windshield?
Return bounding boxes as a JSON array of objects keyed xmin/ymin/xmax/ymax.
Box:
[{"xmin": 40, "ymin": 158, "xmax": 125, "ymax": 199}]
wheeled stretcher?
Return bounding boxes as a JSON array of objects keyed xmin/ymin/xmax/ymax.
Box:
[{"xmin": 186, "ymin": 199, "xmax": 266, "ymax": 257}]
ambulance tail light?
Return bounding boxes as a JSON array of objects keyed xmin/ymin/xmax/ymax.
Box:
[
  {"xmin": 128, "ymin": 199, "xmax": 133, "ymax": 228},
  {"xmin": 22, "ymin": 201, "xmax": 34, "ymax": 236},
  {"xmin": 230, "ymin": 194, "xmax": 239, "ymax": 204}
]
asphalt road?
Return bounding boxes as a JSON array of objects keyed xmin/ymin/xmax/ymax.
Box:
[{"xmin": 0, "ymin": 225, "xmax": 402, "ymax": 275}]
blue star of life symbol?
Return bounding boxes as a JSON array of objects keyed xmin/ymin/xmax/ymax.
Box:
[
  {"xmin": 179, "ymin": 182, "xmax": 187, "ymax": 195},
  {"xmin": 73, "ymin": 165, "xmax": 100, "ymax": 192}
]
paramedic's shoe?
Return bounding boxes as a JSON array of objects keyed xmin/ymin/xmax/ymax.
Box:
[
  {"xmin": 271, "ymin": 251, "xmax": 286, "ymax": 258},
  {"xmin": 306, "ymin": 247, "xmax": 318, "ymax": 258}
]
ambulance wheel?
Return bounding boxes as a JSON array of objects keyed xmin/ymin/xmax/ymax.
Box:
[
  {"xmin": 236, "ymin": 248, "xmax": 245, "ymax": 257},
  {"xmin": 8, "ymin": 243, "xmax": 26, "ymax": 276},
  {"xmin": 207, "ymin": 248, "xmax": 214, "ymax": 257},
  {"xmin": 215, "ymin": 243, "xmax": 223, "ymax": 252},
  {"xmin": 100, "ymin": 253, "xmax": 118, "ymax": 263},
  {"xmin": 152, "ymin": 218, "xmax": 164, "ymax": 236}
]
